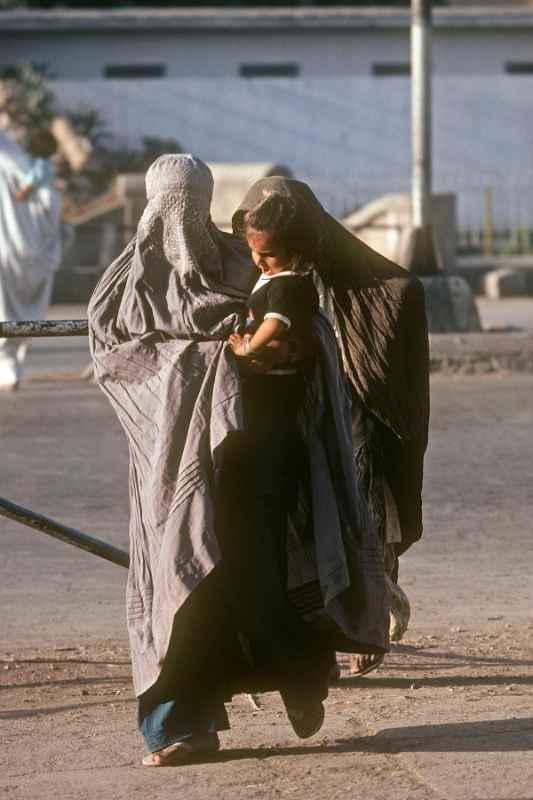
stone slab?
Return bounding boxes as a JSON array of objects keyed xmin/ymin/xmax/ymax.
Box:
[
  {"xmin": 421, "ymin": 275, "xmax": 482, "ymax": 334},
  {"xmin": 484, "ymin": 268, "xmax": 529, "ymax": 299},
  {"xmin": 429, "ymin": 332, "xmax": 533, "ymax": 373}
]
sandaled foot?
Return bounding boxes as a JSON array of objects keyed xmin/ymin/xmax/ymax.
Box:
[
  {"xmin": 142, "ymin": 732, "xmax": 220, "ymax": 767},
  {"xmin": 286, "ymin": 701, "xmax": 325, "ymax": 739},
  {"xmin": 349, "ymin": 652, "xmax": 385, "ymax": 678}
]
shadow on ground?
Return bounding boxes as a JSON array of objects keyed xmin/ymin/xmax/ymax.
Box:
[
  {"xmin": 217, "ymin": 717, "xmax": 533, "ymax": 760},
  {"xmin": 0, "ymin": 697, "xmax": 134, "ymax": 720},
  {"xmin": 340, "ymin": 674, "xmax": 533, "ymax": 689},
  {"xmin": 104, "ymin": 717, "xmax": 533, "ymax": 766}
]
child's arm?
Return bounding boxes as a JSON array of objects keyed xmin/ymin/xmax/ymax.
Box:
[
  {"xmin": 229, "ymin": 317, "xmax": 287, "ymax": 357},
  {"xmin": 15, "ymin": 159, "xmax": 48, "ymax": 202},
  {"xmin": 15, "ymin": 184, "xmax": 33, "ymax": 202}
]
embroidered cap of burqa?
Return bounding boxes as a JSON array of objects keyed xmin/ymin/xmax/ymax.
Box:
[{"xmin": 88, "ymin": 155, "xmax": 253, "ymax": 695}]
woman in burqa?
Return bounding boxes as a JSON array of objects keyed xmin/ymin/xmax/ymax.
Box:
[
  {"xmin": 233, "ymin": 177, "xmax": 430, "ymax": 676},
  {"xmin": 88, "ymin": 155, "xmax": 428, "ymax": 766}
]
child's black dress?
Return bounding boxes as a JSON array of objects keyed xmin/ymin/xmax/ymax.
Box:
[
  {"xmin": 220, "ymin": 270, "xmax": 330, "ymax": 706},
  {"xmin": 245, "ymin": 272, "xmax": 319, "ymax": 371}
]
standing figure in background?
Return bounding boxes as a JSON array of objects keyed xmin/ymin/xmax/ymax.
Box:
[
  {"xmin": 15, "ymin": 129, "xmax": 57, "ymax": 202},
  {"xmin": 0, "ymin": 131, "xmax": 62, "ymax": 390}
]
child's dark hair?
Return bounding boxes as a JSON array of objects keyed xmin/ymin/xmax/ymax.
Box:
[
  {"xmin": 27, "ymin": 129, "xmax": 58, "ymax": 159},
  {"xmin": 244, "ymin": 192, "xmax": 314, "ymax": 273}
]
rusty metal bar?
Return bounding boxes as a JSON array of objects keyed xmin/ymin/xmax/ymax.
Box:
[
  {"xmin": 0, "ymin": 320, "xmax": 88, "ymax": 338},
  {"xmin": 0, "ymin": 496, "xmax": 129, "ymax": 569},
  {"xmin": 0, "ymin": 322, "xmax": 128, "ymax": 567}
]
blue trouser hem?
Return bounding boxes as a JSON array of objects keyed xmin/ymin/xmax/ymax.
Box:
[
  {"xmin": 143, "ymin": 730, "xmax": 194, "ymax": 753},
  {"xmin": 141, "ymin": 718, "xmax": 220, "ymax": 753},
  {"xmin": 138, "ymin": 695, "xmax": 229, "ymax": 753}
]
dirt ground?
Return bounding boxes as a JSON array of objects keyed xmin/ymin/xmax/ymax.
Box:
[
  {"xmin": 1, "ymin": 369, "xmax": 533, "ymax": 799},
  {"xmin": 2, "ymin": 626, "xmax": 533, "ymax": 800}
]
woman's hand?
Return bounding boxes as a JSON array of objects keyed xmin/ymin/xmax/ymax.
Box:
[
  {"xmin": 248, "ymin": 340, "xmax": 290, "ymax": 372},
  {"xmin": 228, "ymin": 334, "xmax": 291, "ymax": 373},
  {"xmin": 228, "ymin": 333, "xmax": 251, "ymax": 357}
]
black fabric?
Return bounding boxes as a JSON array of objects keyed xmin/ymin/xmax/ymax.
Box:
[
  {"xmin": 214, "ymin": 374, "xmax": 331, "ymax": 705},
  {"xmin": 137, "ymin": 574, "xmax": 232, "ymax": 748},
  {"xmin": 138, "ymin": 394, "xmax": 331, "ymax": 740},
  {"xmin": 248, "ymin": 274, "xmax": 319, "ymax": 336}
]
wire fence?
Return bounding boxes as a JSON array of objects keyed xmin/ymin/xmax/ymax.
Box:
[
  {"xmin": 456, "ymin": 184, "xmax": 533, "ymax": 257},
  {"xmin": 57, "ymin": 181, "xmax": 533, "ymax": 298}
]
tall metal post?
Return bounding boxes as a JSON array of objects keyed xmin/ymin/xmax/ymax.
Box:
[{"xmin": 407, "ymin": 0, "xmax": 440, "ymax": 274}]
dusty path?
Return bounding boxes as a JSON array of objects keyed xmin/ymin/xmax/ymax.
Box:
[
  {"xmin": 2, "ymin": 629, "xmax": 532, "ymax": 800},
  {"xmin": 1, "ymin": 374, "xmax": 533, "ymax": 799}
]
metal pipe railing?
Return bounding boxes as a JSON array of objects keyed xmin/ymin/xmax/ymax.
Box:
[
  {"xmin": 0, "ymin": 320, "xmax": 88, "ymax": 338},
  {"xmin": 0, "ymin": 495, "xmax": 129, "ymax": 569},
  {"xmin": 0, "ymin": 317, "xmax": 127, "ymax": 568}
]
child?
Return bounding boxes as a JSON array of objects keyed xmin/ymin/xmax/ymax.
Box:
[
  {"xmin": 15, "ymin": 129, "xmax": 57, "ymax": 202},
  {"xmin": 228, "ymin": 192, "xmax": 331, "ymax": 739},
  {"xmin": 228, "ymin": 191, "xmax": 319, "ymax": 368}
]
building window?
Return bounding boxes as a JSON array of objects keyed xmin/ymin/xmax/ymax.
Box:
[
  {"xmin": 103, "ymin": 64, "xmax": 166, "ymax": 79},
  {"xmin": 372, "ymin": 63, "xmax": 411, "ymax": 77},
  {"xmin": 239, "ymin": 63, "xmax": 300, "ymax": 79},
  {"xmin": 0, "ymin": 66, "xmax": 21, "ymax": 79},
  {"xmin": 0, "ymin": 63, "xmax": 48, "ymax": 78},
  {"xmin": 505, "ymin": 62, "xmax": 533, "ymax": 75}
]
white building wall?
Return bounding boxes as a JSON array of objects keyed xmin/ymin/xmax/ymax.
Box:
[
  {"xmin": 3, "ymin": 26, "xmax": 533, "ymax": 225},
  {"xmin": 5, "ymin": 30, "xmax": 411, "ymax": 78},
  {"xmin": 50, "ymin": 74, "xmax": 533, "ymax": 226},
  {"xmin": 5, "ymin": 28, "xmax": 533, "ymax": 78}
]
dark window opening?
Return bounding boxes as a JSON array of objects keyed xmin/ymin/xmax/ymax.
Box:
[
  {"xmin": 0, "ymin": 63, "xmax": 49, "ymax": 79},
  {"xmin": 104, "ymin": 64, "xmax": 166, "ymax": 79},
  {"xmin": 0, "ymin": 66, "xmax": 20, "ymax": 79},
  {"xmin": 372, "ymin": 63, "xmax": 411, "ymax": 77},
  {"xmin": 239, "ymin": 63, "xmax": 300, "ymax": 79},
  {"xmin": 505, "ymin": 62, "xmax": 533, "ymax": 75}
]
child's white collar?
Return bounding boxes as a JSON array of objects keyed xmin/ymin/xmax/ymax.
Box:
[{"xmin": 251, "ymin": 270, "xmax": 298, "ymax": 293}]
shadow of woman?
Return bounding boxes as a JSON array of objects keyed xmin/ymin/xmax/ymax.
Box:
[
  {"xmin": 208, "ymin": 716, "xmax": 533, "ymax": 764},
  {"xmin": 364, "ymin": 716, "xmax": 533, "ymax": 754}
]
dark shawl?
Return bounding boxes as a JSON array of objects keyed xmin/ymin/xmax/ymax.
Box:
[{"xmin": 233, "ymin": 177, "xmax": 430, "ymax": 554}]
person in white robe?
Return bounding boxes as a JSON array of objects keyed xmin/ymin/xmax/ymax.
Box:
[{"xmin": 0, "ymin": 132, "xmax": 62, "ymax": 389}]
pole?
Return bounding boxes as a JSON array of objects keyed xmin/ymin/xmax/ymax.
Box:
[
  {"xmin": 412, "ymin": 0, "xmax": 431, "ymax": 230},
  {"xmin": 407, "ymin": 0, "xmax": 440, "ymax": 274},
  {"xmin": 0, "ymin": 495, "xmax": 129, "ymax": 569},
  {"xmin": 483, "ymin": 186, "xmax": 494, "ymax": 257},
  {"xmin": 0, "ymin": 320, "xmax": 88, "ymax": 338}
]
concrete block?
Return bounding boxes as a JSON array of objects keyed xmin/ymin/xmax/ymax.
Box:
[
  {"xmin": 420, "ymin": 275, "xmax": 482, "ymax": 333},
  {"xmin": 484, "ymin": 268, "xmax": 528, "ymax": 299},
  {"xmin": 343, "ymin": 193, "xmax": 457, "ymax": 273}
]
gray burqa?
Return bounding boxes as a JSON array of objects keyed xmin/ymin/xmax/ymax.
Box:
[{"xmin": 88, "ymin": 155, "xmax": 389, "ymax": 697}]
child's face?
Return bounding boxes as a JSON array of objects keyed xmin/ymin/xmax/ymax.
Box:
[{"xmin": 246, "ymin": 228, "xmax": 291, "ymax": 276}]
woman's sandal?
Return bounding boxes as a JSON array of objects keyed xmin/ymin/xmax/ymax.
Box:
[
  {"xmin": 142, "ymin": 732, "xmax": 220, "ymax": 767},
  {"xmin": 348, "ymin": 652, "xmax": 385, "ymax": 678}
]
